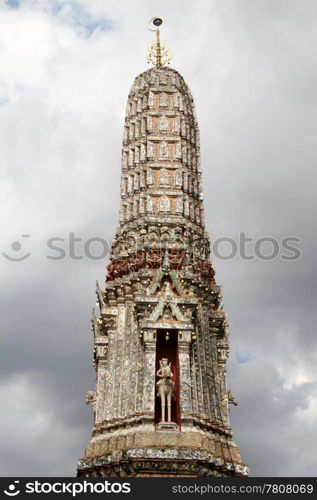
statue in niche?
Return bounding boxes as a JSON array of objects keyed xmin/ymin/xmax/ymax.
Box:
[
  {"xmin": 120, "ymin": 176, "xmax": 126, "ymax": 196},
  {"xmin": 175, "ymin": 197, "xmax": 183, "ymax": 214},
  {"xmin": 159, "ymin": 195, "xmax": 170, "ymax": 213},
  {"xmin": 134, "ymin": 172, "xmax": 139, "ymax": 190},
  {"xmin": 190, "ymin": 203, "xmax": 194, "ymax": 220},
  {"xmin": 159, "ymin": 116, "xmax": 169, "ymax": 133},
  {"xmin": 141, "ymin": 118, "xmax": 146, "ymax": 135},
  {"xmin": 184, "ymin": 308, "xmax": 193, "ymax": 320},
  {"xmin": 159, "ymin": 73, "xmax": 167, "ymax": 85},
  {"xmin": 139, "ymin": 196, "xmax": 145, "ymax": 214},
  {"xmin": 129, "ymin": 124, "xmax": 134, "ymax": 141},
  {"xmin": 175, "ymin": 168, "xmax": 182, "ymax": 187},
  {"xmin": 159, "ymin": 168, "xmax": 170, "ymax": 186},
  {"xmin": 159, "ymin": 93, "xmax": 168, "ymax": 107},
  {"xmin": 179, "ymin": 95, "xmax": 184, "ymax": 111},
  {"xmin": 182, "ymin": 144, "xmax": 187, "ymax": 163},
  {"xmin": 188, "ymin": 175, "xmax": 193, "ymax": 193},
  {"xmin": 184, "ymin": 198, "xmax": 189, "ymax": 216},
  {"xmin": 159, "ymin": 141, "xmax": 169, "ymax": 160},
  {"xmin": 160, "ymin": 227, "xmax": 170, "ymax": 244},
  {"xmin": 146, "ymin": 167, "xmax": 153, "ymax": 185},
  {"xmin": 146, "ymin": 195, "xmax": 153, "ymax": 213},
  {"xmin": 183, "ymin": 173, "xmax": 188, "ymax": 190},
  {"xmin": 162, "ymin": 280, "xmax": 172, "ymax": 295},
  {"xmin": 147, "ymin": 116, "xmax": 153, "ymax": 133},
  {"xmin": 122, "ymin": 205, "xmax": 127, "ymax": 223},
  {"xmin": 140, "ymin": 143, "xmax": 146, "ymax": 161},
  {"xmin": 119, "ymin": 207, "xmax": 124, "ymax": 223},
  {"xmin": 148, "ymin": 226, "xmax": 159, "ymax": 244},
  {"xmin": 135, "ymin": 121, "xmax": 140, "ymax": 138},
  {"xmin": 148, "ymin": 91, "xmax": 154, "ymax": 107},
  {"xmin": 156, "ymin": 358, "xmax": 174, "ymax": 423},
  {"xmin": 174, "ymin": 226, "xmax": 183, "ymax": 244},
  {"xmin": 162, "ymin": 306, "xmax": 173, "ymax": 320},
  {"xmin": 193, "ymin": 178, "xmax": 198, "ymax": 195},
  {"xmin": 128, "ymin": 149, "xmax": 133, "ymax": 167},
  {"xmin": 133, "ymin": 200, "xmax": 138, "ymax": 217},
  {"xmin": 126, "ymin": 203, "xmax": 131, "ymax": 220},
  {"xmin": 187, "ymin": 148, "xmax": 192, "ymax": 166},
  {"xmin": 138, "ymin": 228, "xmax": 147, "ymax": 246},
  {"xmin": 147, "ymin": 142, "xmax": 154, "ymax": 159},
  {"xmin": 122, "ymin": 151, "xmax": 127, "ymax": 168},
  {"xmin": 181, "ymin": 120, "xmax": 186, "ymax": 137},
  {"xmin": 174, "ymin": 142, "xmax": 181, "ymax": 159},
  {"xmin": 195, "ymin": 206, "xmax": 200, "ymax": 222},
  {"xmin": 140, "ymin": 170, "xmax": 145, "ymax": 187},
  {"xmin": 174, "ymin": 116, "xmax": 181, "ymax": 133}
]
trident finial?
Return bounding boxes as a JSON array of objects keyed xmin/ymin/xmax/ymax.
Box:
[{"xmin": 146, "ymin": 17, "xmax": 173, "ymax": 67}]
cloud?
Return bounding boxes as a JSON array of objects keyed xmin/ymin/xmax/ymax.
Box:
[
  {"xmin": 0, "ymin": 372, "xmax": 91, "ymax": 476},
  {"xmin": 0, "ymin": 0, "xmax": 316, "ymax": 477},
  {"xmin": 5, "ymin": 0, "xmax": 114, "ymax": 36},
  {"xmin": 236, "ymin": 348, "xmax": 252, "ymax": 365}
]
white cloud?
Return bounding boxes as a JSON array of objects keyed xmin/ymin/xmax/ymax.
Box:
[{"xmin": 0, "ymin": 373, "xmax": 86, "ymax": 475}]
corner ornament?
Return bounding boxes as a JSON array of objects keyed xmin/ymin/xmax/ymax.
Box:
[{"xmin": 85, "ymin": 391, "xmax": 96, "ymax": 416}]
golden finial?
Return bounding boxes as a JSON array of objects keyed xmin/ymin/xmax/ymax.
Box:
[{"xmin": 146, "ymin": 17, "xmax": 173, "ymax": 67}]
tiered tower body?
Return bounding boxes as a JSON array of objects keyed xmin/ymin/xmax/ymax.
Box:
[{"xmin": 77, "ymin": 65, "xmax": 248, "ymax": 477}]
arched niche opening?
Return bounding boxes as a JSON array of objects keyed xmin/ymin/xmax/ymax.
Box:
[{"xmin": 154, "ymin": 329, "xmax": 180, "ymax": 426}]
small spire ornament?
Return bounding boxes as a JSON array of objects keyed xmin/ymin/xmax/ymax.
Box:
[{"xmin": 146, "ymin": 17, "xmax": 173, "ymax": 67}]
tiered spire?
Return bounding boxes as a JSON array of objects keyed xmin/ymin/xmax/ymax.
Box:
[{"xmin": 108, "ymin": 62, "xmax": 211, "ymax": 284}]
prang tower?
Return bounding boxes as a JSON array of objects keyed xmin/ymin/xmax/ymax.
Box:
[{"xmin": 77, "ymin": 19, "xmax": 248, "ymax": 477}]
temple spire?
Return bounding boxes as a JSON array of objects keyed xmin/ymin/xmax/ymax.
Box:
[
  {"xmin": 78, "ymin": 27, "xmax": 248, "ymax": 478},
  {"xmin": 146, "ymin": 17, "xmax": 172, "ymax": 67}
]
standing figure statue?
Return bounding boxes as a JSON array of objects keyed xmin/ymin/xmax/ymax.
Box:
[{"xmin": 156, "ymin": 357, "xmax": 174, "ymax": 423}]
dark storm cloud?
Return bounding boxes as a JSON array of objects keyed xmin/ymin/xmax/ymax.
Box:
[{"xmin": 194, "ymin": 0, "xmax": 317, "ymax": 476}]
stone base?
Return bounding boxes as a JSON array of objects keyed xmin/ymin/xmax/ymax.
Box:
[
  {"xmin": 77, "ymin": 447, "xmax": 248, "ymax": 477},
  {"xmin": 77, "ymin": 427, "xmax": 249, "ymax": 478}
]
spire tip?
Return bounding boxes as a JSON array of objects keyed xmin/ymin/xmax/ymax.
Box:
[{"xmin": 146, "ymin": 17, "xmax": 172, "ymax": 68}]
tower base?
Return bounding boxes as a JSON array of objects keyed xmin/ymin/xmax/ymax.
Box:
[{"xmin": 77, "ymin": 427, "xmax": 248, "ymax": 477}]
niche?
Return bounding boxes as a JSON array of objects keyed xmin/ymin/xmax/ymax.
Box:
[{"xmin": 154, "ymin": 329, "xmax": 180, "ymax": 426}]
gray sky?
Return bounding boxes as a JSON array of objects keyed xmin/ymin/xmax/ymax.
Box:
[{"xmin": 0, "ymin": 0, "xmax": 316, "ymax": 477}]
